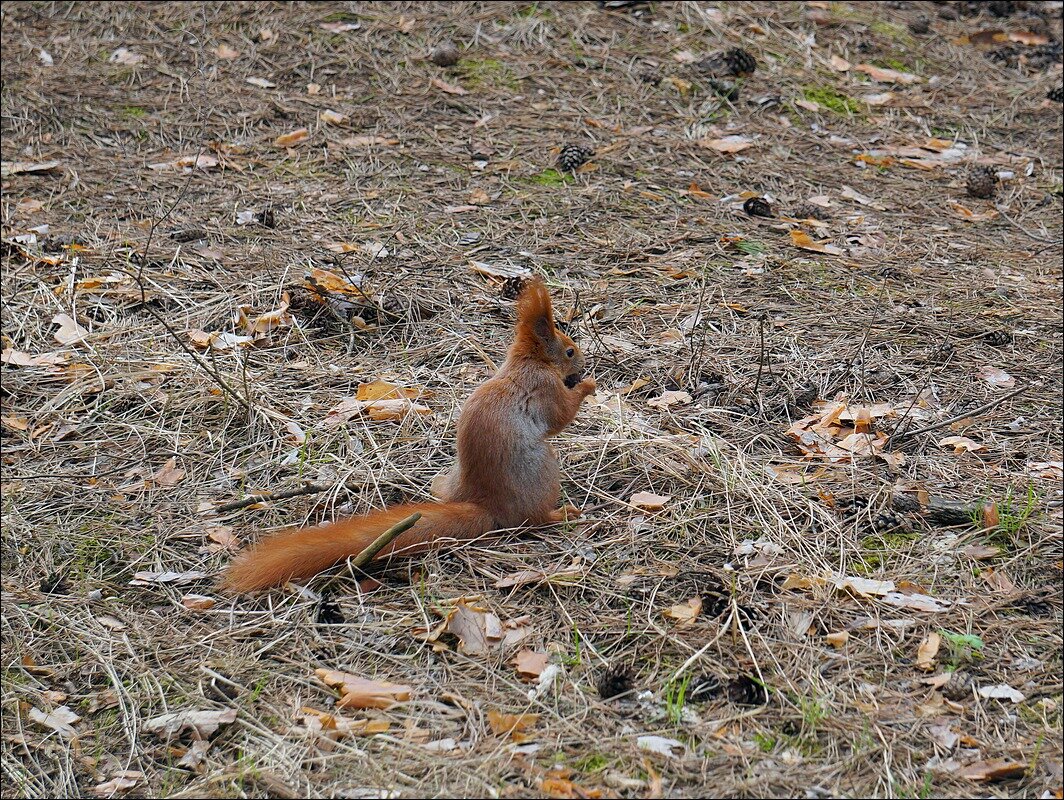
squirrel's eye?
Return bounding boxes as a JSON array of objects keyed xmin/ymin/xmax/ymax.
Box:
[{"xmin": 565, "ymin": 347, "xmax": 575, "ymax": 358}]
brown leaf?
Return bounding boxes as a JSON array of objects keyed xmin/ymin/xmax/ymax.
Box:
[
  {"xmin": 698, "ymin": 135, "xmax": 754, "ymax": 154},
  {"xmin": 181, "ymin": 594, "xmax": 216, "ymax": 611},
  {"xmin": 957, "ymin": 759, "xmax": 1026, "ymax": 782},
  {"xmin": 150, "ymin": 457, "xmax": 185, "ymax": 487},
  {"xmin": 274, "ymin": 128, "xmax": 310, "ymax": 148},
  {"xmin": 147, "ymin": 154, "xmax": 219, "ymax": 172},
  {"xmin": 514, "ymin": 649, "xmax": 549, "ymax": 680},
  {"xmin": 319, "ymin": 21, "xmax": 361, "ymax": 33},
  {"xmin": 1, "ymin": 160, "xmax": 62, "ymax": 177},
  {"xmin": 108, "ymin": 47, "xmax": 145, "ymax": 66},
  {"xmin": 315, "ymin": 669, "xmax": 412, "ymax": 709},
  {"xmin": 916, "ymin": 631, "xmax": 941, "ymax": 672},
  {"xmin": 662, "ymin": 596, "xmax": 702, "ymax": 627},
  {"xmin": 299, "ymin": 707, "xmax": 389, "ymax": 741},
  {"xmin": 431, "ymin": 77, "xmax": 468, "ymax": 95},
  {"xmin": 320, "ymin": 109, "xmax": 347, "ymax": 125},
  {"xmin": 29, "ymin": 705, "xmax": 80, "ymax": 739},
  {"xmin": 1, "ymin": 348, "xmax": 68, "ymax": 368},
  {"xmin": 980, "ymin": 567, "xmax": 1017, "ymax": 595},
  {"xmin": 494, "ymin": 569, "xmax": 547, "ymax": 588},
  {"xmin": 356, "ymin": 380, "xmax": 421, "ymax": 402},
  {"xmin": 855, "ymin": 63, "xmax": 921, "ymax": 84},
  {"xmin": 444, "ymin": 600, "xmax": 502, "ymax": 655},
  {"xmin": 629, "ymin": 491, "xmax": 670, "ymax": 511},
  {"xmin": 1008, "ymin": 30, "xmax": 1049, "ymax": 46},
  {"xmin": 51, "ymin": 313, "xmax": 88, "ymax": 345},
  {"xmin": 144, "ymin": 708, "xmax": 237, "ymax": 740},
  {"xmin": 829, "ymin": 54, "xmax": 852, "ymax": 71},
  {"xmin": 977, "ymin": 366, "xmax": 1015, "ymax": 389},
  {"xmin": 342, "ymin": 135, "xmax": 399, "ymax": 148},
  {"xmin": 959, "ymin": 544, "xmax": 999, "ymax": 560},
  {"xmin": 949, "ymin": 202, "xmax": 999, "ymax": 222},
  {"xmin": 825, "ymin": 630, "xmax": 849, "ymax": 648},
  {"xmin": 790, "ymin": 229, "xmax": 843, "ymax": 256},
  {"xmin": 91, "ymin": 773, "xmax": 143, "ymax": 797},
  {"xmin": 938, "ymin": 436, "xmax": 986, "ymax": 453},
  {"xmin": 647, "ymin": 390, "xmax": 692, "ymax": 408},
  {"xmin": 214, "ymin": 43, "xmax": 240, "ymax": 59},
  {"xmin": 246, "ymin": 76, "xmax": 276, "ymax": 89},
  {"xmin": 486, "ymin": 710, "xmax": 539, "ymax": 739}
]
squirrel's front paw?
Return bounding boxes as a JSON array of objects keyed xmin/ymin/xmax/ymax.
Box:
[
  {"xmin": 576, "ymin": 378, "xmax": 597, "ymax": 396},
  {"xmin": 549, "ymin": 504, "xmax": 583, "ymax": 522}
]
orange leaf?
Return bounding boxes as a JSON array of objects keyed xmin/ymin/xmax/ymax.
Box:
[
  {"xmin": 431, "ymin": 77, "xmax": 467, "ymax": 95},
  {"xmin": 789, "ymin": 229, "xmax": 843, "ymax": 256},
  {"xmin": 315, "ymin": 669, "xmax": 412, "ymax": 709},
  {"xmin": 273, "ymin": 128, "xmax": 309, "ymax": 147}
]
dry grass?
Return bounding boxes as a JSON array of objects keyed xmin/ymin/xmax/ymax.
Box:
[{"xmin": 2, "ymin": 1, "xmax": 1062, "ymax": 798}]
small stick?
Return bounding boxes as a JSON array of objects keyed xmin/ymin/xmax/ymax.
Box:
[
  {"xmin": 350, "ymin": 512, "xmax": 422, "ymax": 568},
  {"xmin": 214, "ymin": 482, "xmax": 330, "ymax": 513},
  {"xmin": 889, "ymin": 383, "xmax": 1032, "ymax": 443}
]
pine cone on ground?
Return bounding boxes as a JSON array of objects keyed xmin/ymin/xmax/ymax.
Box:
[
  {"xmin": 791, "ymin": 203, "xmax": 829, "ymax": 221},
  {"xmin": 1049, "ymin": 85, "xmax": 1064, "ymax": 102},
  {"xmin": 942, "ymin": 671, "xmax": 974, "ymax": 701},
  {"xmin": 558, "ymin": 143, "xmax": 593, "ymax": 172},
  {"xmin": 500, "ymin": 275, "xmax": 527, "ymax": 301},
  {"xmin": 908, "ymin": 15, "xmax": 931, "ymax": 35},
  {"xmin": 743, "ymin": 196, "xmax": 773, "ymax": 217},
  {"xmin": 966, "ymin": 165, "xmax": 998, "ymax": 199},
  {"xmin": 699, "ymin": 47, "xmax": 757, "ymax": 78}
]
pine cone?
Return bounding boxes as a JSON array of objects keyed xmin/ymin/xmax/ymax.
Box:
[
  {"xmin": 699, "ymin": 47, "xmax": 757, "ymax": 78},
  {"xmin": 908, "ymin": 15, "xmax": 931, "ymax": 35},
  {"xmin": 1049, "ymin": 85, "xmax": 1064, "ymax": 102},
  {"xmin": 966, "ymin": 165, "xmax": 998, "ymax": 199},
  {"xmin": 500, "ymin": 275, "xmax": 527, "ymax": 300},
  {"xmin": 429, "ymin": 41, "xmax": 460, "ymax": 67},
  {"xmin": 942, "ymin": 671, "xmax": 974, "ymax": 701},
  {"xmin": 596, "ymin": 665, "xmax": 635, "ymax": 699},
  {"xmin": 791, "ymin": 203, "xmax": 829, "ymax": 221},
  {"xmin": 727, "ymin": 675, "xmax": 768, "ymax": 706},
  {"xmin": 743, "ymin": 196, "xmax": 773, "ymax": 217},
  {"xmin": 983, "ymin": 329, "xmax": 1012, "ymax": 346},
  {"xmin": 558, "ymin": 143, "xmax": 593, "ymax": 172}
]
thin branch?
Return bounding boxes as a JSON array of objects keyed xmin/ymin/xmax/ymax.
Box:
[
  {"xmin": 213, "ymin": 481, "xmax": 330, "ymax": 513},
  {"xmin": 349, "ymin": 512, "xmax": 422, "ymax": 568},
  {"xmin": 889, "ymin": 383, "xmax": 1033, "ymax": 443}
]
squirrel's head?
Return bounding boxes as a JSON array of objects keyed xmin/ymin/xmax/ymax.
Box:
[{"xmin": 513, "ymin": 277, "xmax": 585, "ymax": 387}]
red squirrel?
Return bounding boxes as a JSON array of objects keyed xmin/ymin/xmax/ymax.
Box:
[{"xmin": 223, "ymin": 278, "xmax": 596, "ymax": 592}]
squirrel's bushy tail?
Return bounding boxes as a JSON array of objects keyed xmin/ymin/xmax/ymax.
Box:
[{"xmin": 222, "ymin": 502, "xmax": 493, "ymax": 592}]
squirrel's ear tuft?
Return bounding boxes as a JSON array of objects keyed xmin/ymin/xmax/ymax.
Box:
[{"xmin": 515, "ymin": 277, "xmax": 556, "ymax": 344}]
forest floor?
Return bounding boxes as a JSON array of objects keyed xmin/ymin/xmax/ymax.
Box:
[{"xmin": 1, "ymin": 2, "xmax": 1062, "ymax": 798}]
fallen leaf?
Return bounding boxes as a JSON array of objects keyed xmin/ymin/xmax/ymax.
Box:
[
  {"xmin": 91, "ymin": 773, "xmax": 142, "ymax": 796},
  {"xmin": 1027, "ymin": 461, "xmax": 1064, "ymax": 480},
  {"xmin": 959, "ymin": 544, "xmax": 999, "ymax": 560},
  {"xmin": 299, "ymin": 707, "xmax": 388, "ymax": 741},
  {"xmin": 794, "ymin": 98, "xmax": 821, "ymax": 112},
  {"xmin": 927, "ymin": 723, "xmax": 959, "ymax": 750},
  {"xmin": 863, "ymin": 91, "xmax": 896, "ymax": 106},
  {"xmin": 431, "ymin": 77, "xmax": 467, "ymax": 95},
  {"xmin": 487, "ymin": 710, "xmax": 539, "ymax": 740},
  {"xmin": 315, "ymin": 669, "xmax": 412, "ymax": 709},
  {"xmin": 320, "ymin": 109, "xmax": 347, "ymax": 125},
  {"xmin": 214, "ymin": 43, "xmax": 240, "ymax": 59},
  {"xmin": 834, "ymin": 576, "xmax": 895, "ymax": 597},
  {"xmin": 181, "ymin": 594, "xmax": 216, "ymax": 611},
  {"xmin": 647, "ymin": 390, "xmax": 692, "ymax": 409},
  {"xmin": 977, "ymin": 366, "xmax": 1015, "ymax": 389},
  {"xmin": 144, "ymin": 708, "xmax": 236, "ymax": 740},
  {"xmin": 468, "ymin": 187, "xmax": 492, "ymax": 205},
  {"xmin": 147, "ymin": 154, "xmax": 219, "ymax": 172},
  {"xmin": 445, "ymin": 600, "xmax": 503, "ymax": 655},
  {"xmin": 881, "ymin": 591, "xmax": 949, "ymax": 612},
  {"xmin": 319, "ymin": 21, "xmax": 361, "ymax": 33},
  {"xmin": 782, "ymin": 573, "xmax": 827, "ymax": 591},
  {"xmin": 246, "ymin": 76, "xmax": 276, "ymax": 89},
  {"xmin": 916, "ymin": 631, "xmax": 941, "ymax": 671},
  {"xmin": 699, "ymin": 135, "xmax": 755, "ymax": 154},
  {"xmin": 39, "ymin": 49, "xmax": 54, "ymax": 66},
  {"xmin": 938, "ymin": 436, "xmax": 987, "ymax": 454},
  {"xmin": 637, "ymin": 735, "xmax": 686, "ymax": 759},
  {"xmin": 494, "ymin": 569, "xmax": 547, "ymax": 588},
  {"xmin": 129, "ymin": 570, "xmax": 208, "ymax": 586},
  {"xmin": 468, "ymin": 260, "xmax": 531, "ymax": 280},
  {"xmin": 949, "ymin": 202, "xmax": 999, "ymax": 222},
  {"xmin": 1, "ymin": 349, "xmax": 68, "ymax": 368},
  {"xmin": 630, "ymin": 492, "xmax": 670, "ymax": 511},
  {"xmin": 957, "ymin": 759, "xmax": 1026, "ymax": 782},
  {"xmin": 687, "ymin": 181, "xmax": 714, "ymax": 199},
  {"xmin": 342, "ymin": 135, "xmax": 399, "ymax": 147},
  {"xmin": 29, "ymin": 705, "xmax": 80, "ymax": 739},
  {"xmin": 855, "ymin": 63, "xmax": 921, "ymax": 84},
  {"xmin": 980, "ymin": 568, "xmax": 1017, "ymax": 594},
  {"xmin": 176, "ymin": 741, "xmax": 210, "ymax": 769},
  {"xmin": 0, "ymin": 160, "xmax": 61, "ymax": 177},
  {"xmin": 96, "ymin": 614, "xmax": 127, "ymax": 631},
  {"xmin": 830, "ymin": 54, "xmax": 852, "ymax": 71},
  {"xmin": 274, "ymin": 128, "xmax": 309, "ymax": 148},
  {"xmin": 663, "ymin": 596, "xmax": 702, "ymax": 627},
  {"xmin": 109, "ymin": 47, "xmax": 145, "ymax": 66},
  {"xmin": 514, "ymin": 650, "xmax": 549, "ymax": 680},
  {"xmin": 151, "ymin": 457, "xmax": 185, "ymax": 487},
  {"xmin": 356, "ymin": 380, "xmax": 421, "ymax": 402},
  {"xmin": 51, "ymin": 313, "xmax": 88, "ymax": 345},
  {"xmin": 825, "ymin": 630, "xmax": 849, "ymax": 648},
  {"xmin": 790, "ymin": 229, "xmax": 844, "ymax": 256}
]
